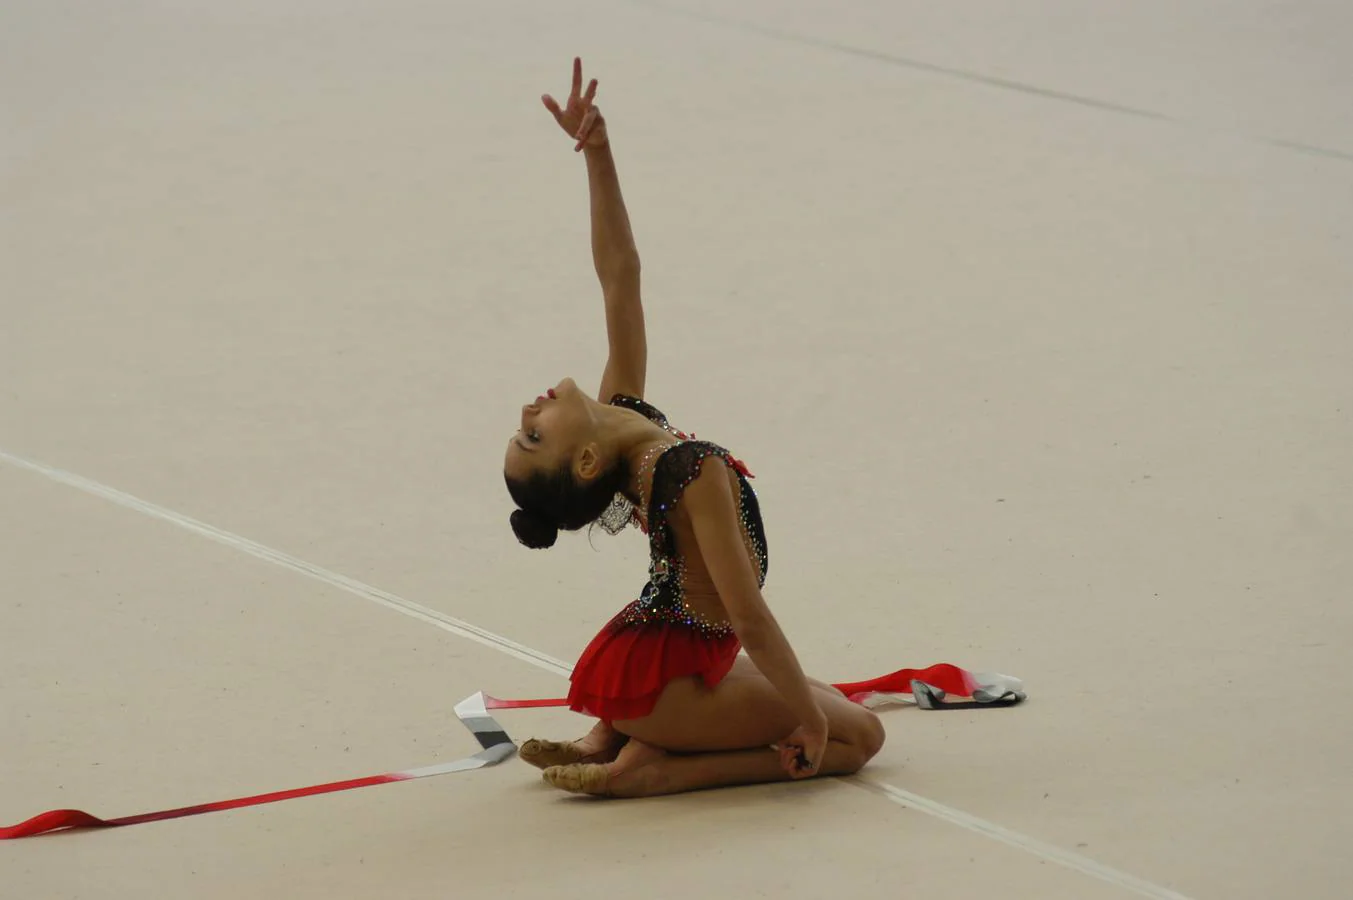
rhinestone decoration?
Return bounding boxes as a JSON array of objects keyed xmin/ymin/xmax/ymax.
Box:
[{"xmin": 602, "ymin": 394, "xmax": 770, "ymax": 638}]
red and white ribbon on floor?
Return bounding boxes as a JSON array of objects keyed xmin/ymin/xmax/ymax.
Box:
[
  {"xmin": 0, "ymin": 693, "xmax": 516, "ymax": 840},
  {"xmin": 479, "ymin": 663, "xmax": 1025, "ymax": 712},
  {"xmin": 835, "ymin": 662, "xmax": 1025, "ymax": 711},
  {"xmin": 1, "ymin": 662, "xmax": 1023, "ymax": 840}
]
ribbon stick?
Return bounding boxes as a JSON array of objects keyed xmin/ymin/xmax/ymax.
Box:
[
  {"xmin": 0, "ymin": 693, "xmax": 515, "ymax": 841},
  {"xmin": 482, "ymin": 663, "xmax": 1027, "ymax": 712}
]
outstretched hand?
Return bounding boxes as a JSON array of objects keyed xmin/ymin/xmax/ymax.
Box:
[{"xmin": 542, "ymin": 57, "xmax": 608, "ymax": 151}]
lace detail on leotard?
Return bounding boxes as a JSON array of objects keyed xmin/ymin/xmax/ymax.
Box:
[{"xmin": 646, "ymin": 441, "xmax": 759, "ymax": 568}]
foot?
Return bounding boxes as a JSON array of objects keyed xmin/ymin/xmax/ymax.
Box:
[
  {"xmin": 518, "ymin": 738, "xmax": 584, "ymax": 769},
  {"xmin": 541, "ymin": 738, "xmax": 668, "ymax": 798},
  {"xmin": 518, "ymin": 722, "xmax": 628, "ymax": 770},
  {"xmin": 542, "ymin": 762, "xmax": 611, "ymax": 795}
]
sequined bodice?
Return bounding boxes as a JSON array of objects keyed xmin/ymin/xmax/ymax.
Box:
[{"xmin": 608, "ymin": 394, "xmax": 768, "ymax": 636}]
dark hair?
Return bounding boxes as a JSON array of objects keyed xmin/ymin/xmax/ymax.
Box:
[{"xmin": 506, "ymin": 458, "xmax": 631, "ymax": 549}]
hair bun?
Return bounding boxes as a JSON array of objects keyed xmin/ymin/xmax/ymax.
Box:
[{"xmin": 511, "ymin": 508, "xmax": 559, "ymax": 549}]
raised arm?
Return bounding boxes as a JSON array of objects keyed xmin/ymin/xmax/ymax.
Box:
[{"xmin": 542, "ymin": 58, "xmax": 646, "ymax": 402}]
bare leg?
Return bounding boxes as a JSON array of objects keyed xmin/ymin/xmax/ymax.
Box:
[
  {"xmin": 544, "ymin": 737, "xmax": 874, "ymax": 798},
  {"xmin": 609, "ymin": 740, "xmax": 868, "ymax": 797},
  {"xmin": 729, "ymin": 655, "xmax": 846, "ymax": 698},
  {"xmin": 540, "ymin": 670, "xmax": 885, "ymax": 798}
]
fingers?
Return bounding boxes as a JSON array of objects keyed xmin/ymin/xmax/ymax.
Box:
[
  {"xmin": 573, "ymin": 105, "xmax": 599, "ymax": 151},
  {"xmin": 778, "ymin": 740, "xmax": 818, "ymax": 778},
  {"xmin": 542, "ymin": 94, "xmax": 564, "ymax": 123},
  {"xmin": 549, "ymin": 59, "xmax": 601, "ymax": 147}
]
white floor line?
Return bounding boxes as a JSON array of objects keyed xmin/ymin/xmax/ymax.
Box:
[
  {"xmin": 852, "ymin": 780, "xmax": 1194, "ymax": 900},
  {"xmin": 1, "ymin": 448, "xmax": 1195, "ymax": 900},
  {"xmin": 0, "ymin": 449, "xmax": 570, "ymax": 678}
]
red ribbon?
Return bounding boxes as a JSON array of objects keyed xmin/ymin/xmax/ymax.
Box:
[
  {"xmin": 3, "ymin": 663, "xmax": 1008, "ymax": 840},
  {"xmin": 482, "ymin": 663, "xmax": 981, "ymax": 710},
  {"xmin": 0, "ymin": 773, "xmax": 403, "ymax": 840}
]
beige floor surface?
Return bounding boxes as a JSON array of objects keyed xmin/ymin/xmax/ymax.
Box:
[{"xmin": 3, "ymin": 1, "xmax": 1350, "ymax": 898}]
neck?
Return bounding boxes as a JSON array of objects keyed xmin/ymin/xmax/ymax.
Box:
[{"xmin": 596, "ymin": 405, "xmax": 680, "ymax": 504}]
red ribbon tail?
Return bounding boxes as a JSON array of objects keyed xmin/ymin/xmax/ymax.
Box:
[
  {"xmin": 834, "ymin": 663, "xmax": 980, "ymax": 700},
  {"xmin": 3, "ymin": 693, "xmax": 519, "ymax": 840},
  {"xmin": 0, "ymin": 809, "xmax": 115, "ymax": 839}
]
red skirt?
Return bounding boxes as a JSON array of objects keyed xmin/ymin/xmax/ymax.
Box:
[{"xmin": 567, "ymin": 607, "xmax": 742, "ymax": 724}]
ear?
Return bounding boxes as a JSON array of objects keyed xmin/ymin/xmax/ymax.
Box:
[{"xmin": 574, "ymin": 442, "xmax": 603, "ymax": 482}]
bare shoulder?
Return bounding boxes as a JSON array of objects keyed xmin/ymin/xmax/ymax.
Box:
[{"xmin": 676, "ymin": 455, "xmax": 741, "ymax": 532}]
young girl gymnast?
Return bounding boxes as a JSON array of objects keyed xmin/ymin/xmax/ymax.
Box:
[{"xmin": 503, "ymin": 58, "xmax": 886, "ymax": 798}]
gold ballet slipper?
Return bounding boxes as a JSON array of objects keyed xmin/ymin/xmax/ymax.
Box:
[
  {"xmin": 542, "ymin": 763, "xmax": 610, "ymax": 795},
  {"xmin": 518, "ymin": 738, "xmax": 585, "ymax": 770}
]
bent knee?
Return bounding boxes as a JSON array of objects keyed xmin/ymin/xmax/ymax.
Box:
[
  {"xmin": 844, "ymin": 711, "xmax": 886, "ymax": 772},
  {"xmin": 858, "ymin": 710, "xmax": 886, "ymax": 760}
]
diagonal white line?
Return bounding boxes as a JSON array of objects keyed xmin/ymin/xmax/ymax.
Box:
[
  {"xmin": 851, "ymin": 780, "xmax": 1194, "ymax": 900},
  {"xmin": 1, "ymin": 447, "xmax": 1195, "ymax": 900},
  {"xmin": 0, "ymin": 448, "xmax": 571, "ymax": 678}
]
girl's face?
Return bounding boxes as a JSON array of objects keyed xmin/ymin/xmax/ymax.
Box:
[{"xmin": 503, "ymin": 377, "xmax": 596, "ymax": 482}]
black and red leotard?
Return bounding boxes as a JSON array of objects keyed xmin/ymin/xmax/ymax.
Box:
[{"xmin": 566, "ymin": 394, "xmax": 768, "ymax": 723}]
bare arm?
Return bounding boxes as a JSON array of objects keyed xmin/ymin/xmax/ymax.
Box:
[
  {"xmin": 682, "ymin": 461, "xmax": 827, "ymax": 735},
  {"xmin": 542, "ymin": 57, "xmax": 646, "ymax": 402},
  {"xmin": 583, "ymin": 141, "xmax": 646, "ymax": 402}
]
